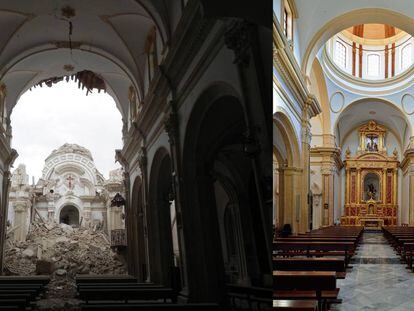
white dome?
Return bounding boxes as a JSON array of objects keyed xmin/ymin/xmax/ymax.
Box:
[{"xmin": 46, "ymin": 143, "xmax": 93, "ymax": 161}]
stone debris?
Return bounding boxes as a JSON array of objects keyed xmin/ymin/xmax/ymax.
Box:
[{"xmin": 4, "ymin": 222, "xmax": 127, "ymax": 310}]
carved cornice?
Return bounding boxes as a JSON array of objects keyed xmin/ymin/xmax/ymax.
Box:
[
  {"xmin": 400, "ymin": 148, "xmax": 414, "ymax": 173},
  {"xmin": 273, "ymin": 15, "xmax": 321, "ymax": 118},
  {"xmin": 310, "ymin": 146, "xmax": 343, "ymax": 171},
  {"xmin": 120, "ymin": 124, "xmax": 143, "ymax": 170},
  {"xmin": 133, "ymin": 1, "xmax": 215, "ymax": 151}
]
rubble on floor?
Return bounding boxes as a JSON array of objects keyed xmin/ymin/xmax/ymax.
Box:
[{"xmin": 4, "ymin": 222, "xmax": 127, "ymax": 310}]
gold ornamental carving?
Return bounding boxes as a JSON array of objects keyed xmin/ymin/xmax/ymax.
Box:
[{"xmin": 341, "ymin": 121, "xmax": 399, "ymax": 228}]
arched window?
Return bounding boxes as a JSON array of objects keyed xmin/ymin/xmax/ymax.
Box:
[
  {"xmin": 283, "ymin": 0, "xmax": 293, "ymax": 43},
  {"xmin": 334, "ymin": 41, "xmax": 347, "ymax": 69},
  {"xmin": 401, "ymin": 44, "xmax": 412, "ymax": 70},
  {"xmin": 367, "ymin": 54, "xmax": 380, "ymax": 77}
]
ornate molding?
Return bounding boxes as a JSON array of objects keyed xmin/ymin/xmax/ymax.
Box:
[
  {"xmin": 137, "ymin": 147, "xmax": 147, "ymax": 171},
  {"xmin": 224, "ymin": 20, "xmax": 251, "ymax": 66},
  {"xmin": 164, "ymin": 105, "xmax": 179, "ymax": 146},
  {"xmin": 273, "ymin": 16, "xmax": 321, "ymax": 118}
]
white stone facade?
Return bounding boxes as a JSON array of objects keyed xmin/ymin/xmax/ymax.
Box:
[{"xmin": 8, "ymin": 144, "xmax": 125, "ymax": 241}]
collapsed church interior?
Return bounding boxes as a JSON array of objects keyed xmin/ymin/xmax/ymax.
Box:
[
  {"xmin": 0, "ymin": 0, "xmax": 273, "ymax": 310},
  {"xmin": 274, "ymin": 0, "xmax": 414, "ymax": 310}
]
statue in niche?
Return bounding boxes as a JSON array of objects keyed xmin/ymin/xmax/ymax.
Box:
[
  {"xmin": 366, "ymin": 183, "xmax": 377, "ymax": 200},
  {"xmin": 366, "ymin": 135, "xmax": 378, "ymax": 152}
]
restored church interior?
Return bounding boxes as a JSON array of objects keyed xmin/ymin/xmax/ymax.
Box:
[
  {"xmin": 0, "ymin": 1, "xmax": 272, "ymax": 310},
  {"xmin": 274, "ymin": 1, "xmax": 414, "ymax": 310}
]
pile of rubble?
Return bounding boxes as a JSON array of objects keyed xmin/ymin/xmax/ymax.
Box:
[{"xmin": 4, "ymin": 222, "xmax": 127, "ymax": 310}]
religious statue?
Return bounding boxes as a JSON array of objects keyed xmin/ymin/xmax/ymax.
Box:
[
  {"xmin": 345, "ymin": 147, "xmax": 351, "ymax": 159},
  {"xmin": 366, "ymin": 135, "xmax": 378, "ymax": 152},
  {"xmin": 366, "ymin": 140, "xmax": 371, "ymax": 151},
  {"xmin": 393, "ymin": 147, "xmax": 398, "ymax": 159},
  {"xmin": 366, "ymin": 183, "xmax": 376, "ymax": 200}
]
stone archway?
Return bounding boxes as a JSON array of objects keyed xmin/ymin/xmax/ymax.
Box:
[
  {"xmin": 59, "ymin": 205, "xmax": 79, "ymax": 226},
  {"xmin": 148, "ymin": 148, "xmax": 176, "ymax": 288},
  {"xmin": 182, "ymin": 82, "xmax": 270, "ymax": 302},
  {"xmin": 273, "ymin": 111, "xmax": 302, "ymax": 233}
]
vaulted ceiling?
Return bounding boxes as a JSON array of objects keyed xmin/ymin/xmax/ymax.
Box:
[
  {"xmin": 335, "ymin": 99, "xmax": 411, "ymax": 149},
  {"xmin": 0, "ymin": 0, "xmax": 173, "ymax": 119}
]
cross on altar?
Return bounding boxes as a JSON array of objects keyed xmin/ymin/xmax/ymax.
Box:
[{"xmin": 67, "ymin": 174, "xmax": 75, "ymax": 189}]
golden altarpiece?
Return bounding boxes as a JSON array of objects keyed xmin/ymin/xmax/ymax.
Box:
[{"xmin": 341, "ymin": 121, "xmax": 399, "ymax": 228}]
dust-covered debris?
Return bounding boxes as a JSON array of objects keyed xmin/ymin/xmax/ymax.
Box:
[{"xmin": 4, "ymin": 222, "xmax": 127, "ymax": 310}]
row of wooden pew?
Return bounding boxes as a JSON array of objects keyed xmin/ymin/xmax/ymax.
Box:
[
  {"xmin": 75, "ymin": 274, "xmax": 220, "ymax": 310},
  {"xmin": 0, "ymin": 273, "xmax": 273, "ymax": 310},
  {"xmin": 0, "ymin": 275, "xmax": 50, "ymax": 310},
  {"xmin": 383, "ymin": 226, "xmax": 414, "ymax": 271},
  {"xmin": 273, "ymin": 226, "xmax": 364, "ymax": 310}
]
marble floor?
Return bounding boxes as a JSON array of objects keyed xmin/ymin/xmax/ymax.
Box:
[{"xmin": 331, "ymin": 232, "xmax": 414, "ymax": 311}]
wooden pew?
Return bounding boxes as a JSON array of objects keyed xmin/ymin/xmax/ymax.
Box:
[
  {"xmin": 77, "ymin": 282, "xmax": 160, "ymax": 292},
  {"xmin": 274, "ymin": 299, "xmax": 318, "ymax": 310},
  {"xmin": 0, "ymin": 275, "xmax": 50, "ymax": 285},
  {"xmin": 0, "ymin": 276, "xmax": 50, "ymax": 309},
  {"xmin": 383, "ymin": 227, "xmax": 414, "ymax": 270},
  {"xmin": 273, "ymin": 241, "xmax": 355, "ymax": 267},
  {"xmin": 79, "ymin": 287, "xmax": 177, "ymax": 304},
  {"xmin": 81, "ymin": 303, "xmax": 221, "ymax": 310},
  {"xmin": 273, "ymin": 257, "xmax": 346, "ymax": 279},
  {"xmin": 274, "ymin": 271, "xmax": 338, "ymax": 311},
  {"xmin": 75, "ymin": 274, "xmax": 137, "ymax": 284},
  {"xmin": 226, "ymin": 285, "xmax": 272, "ymax": 310}
]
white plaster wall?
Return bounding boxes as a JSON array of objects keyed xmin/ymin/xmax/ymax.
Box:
[
  {"xmin": 310, "ymin": 116, "xmax": 323, "ymax": 147},
  {"xmin": 273, "ymin": 0, "xmax": 282, "ymax": 23},
  {"xmin": 274, "ymin": 125, "xmax": 287, "ymax": 160},
  {"xmin": 341, "ymin": 129, "xmax": 359, "ymax": 160}
]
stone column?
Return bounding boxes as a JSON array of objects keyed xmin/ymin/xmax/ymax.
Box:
[
  {"xmin": 138, "ymin": 148, "xmax": 151, "ymax": 282},
  {"xmin": 299, "ymin": 102, "xmax": 311, "ymax": 233},
  {"xmin": 393, "ymin": 169, "xmax": 398, "ymax": 206},
  {"xmin": 0, "ymin": 149, "xmax": 17, "ymax": 273},
  {"xmin": 383, "ymin": 168, "xmax": 387, "ymax": 203},
  {"xmin": 402, "ymin": 149, "xmax": 414, "ymax": 224},
  {"xmin": 277, "ymin": 165, "xmax": 285, "ymax": 229},
  {"xmin": 321, "ymin": 155, "xmax": 340, "ymax": 226},
  {"xmin": 165, "ymin": 103, "xmax": 189, "ymax": 293},
  {"xmin": 13, "ymin": 203, "xmax": 30, "ymax": 242},
  {"xmin": 410, "ymin": 174, "xmax": 414, "ymax": 225},
  {"xmin": 225, "ymin": 21, "xmax": 273, "ymax": 278}
]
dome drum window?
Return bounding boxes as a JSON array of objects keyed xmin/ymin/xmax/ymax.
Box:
[{"xmin": 326, "ymin": 24, "xmax": 414, "ymax": 81}]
